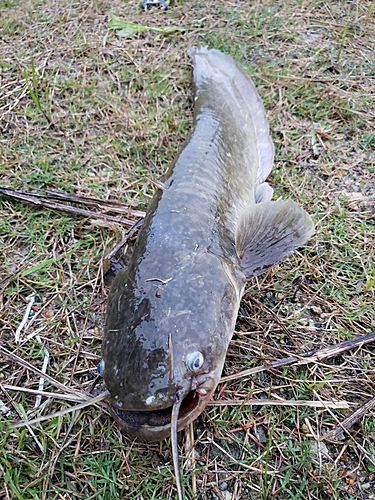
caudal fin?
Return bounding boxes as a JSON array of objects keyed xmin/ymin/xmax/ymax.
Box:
[
  {"xmin": 189, "ymin": 47, "xmax": 274, "ymax": 185},
  {"xmin": 235, "ymin": 199, "xmax": 315, "ymax": 277}
]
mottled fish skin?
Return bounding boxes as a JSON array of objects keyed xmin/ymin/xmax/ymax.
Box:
[{"xmin": 102, "ymin": 47, "xmax": 314, "ymax": 441}]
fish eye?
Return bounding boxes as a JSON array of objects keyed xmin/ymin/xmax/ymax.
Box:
[
  {"xmin": 97, "ymin": 360, "xmax": 105, "ymax": 376},
  {"xmin": 186, "ymin": 351, "xmax": 204, "ymax": 372}
]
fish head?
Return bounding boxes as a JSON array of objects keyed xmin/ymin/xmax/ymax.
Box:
[{"xmin": 101, "ymin": 254, "xmax": 242, "ymax": 441}]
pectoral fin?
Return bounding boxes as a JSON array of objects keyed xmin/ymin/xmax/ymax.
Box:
[{"xmin": 235, "ymin": 199, "xmax": 314, "ymax": 277}]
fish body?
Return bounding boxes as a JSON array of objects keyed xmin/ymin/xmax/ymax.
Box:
[{"xmin": 102, "ymin": 48, "xmax": 314, "ymax": 441}]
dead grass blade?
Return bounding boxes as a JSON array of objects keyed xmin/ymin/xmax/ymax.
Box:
[
  {"xmin": 184, "ymin": 423, "xmax": 197, "ymax": 497},
  {"xmin": 10, "ymin": 391, "xmax": 109, "ymax": 428},
  {"xmin": 0, "ymin": 344, "xmax": 87, "ymax": 398},
  {"xmin": 0, "ymin": 256, "xmax": 38, "ymax": 287},
  {"xmin": 205, "ymin": 439, "xmax": 261, "ymax": 474},
  {"xmin": 1, "ymin": 384, "xmax": 85, "ymax": 402}
]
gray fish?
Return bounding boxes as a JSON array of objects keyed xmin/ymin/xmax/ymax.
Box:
[{"xmin": 101, "ymin": 47, "xmax": 314, "ymax": 495}]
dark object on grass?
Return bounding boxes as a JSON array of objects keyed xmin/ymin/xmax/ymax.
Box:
[
  {"xmin": 0, "ymin": 186, "xmax": 143, "ymax": 227},
  {"xmin": 102, "ymin": 48, "xmax": 314, "ymax": 499},
  {"xmin": 142, "ymin": 0, "xmax": 168, "ymax": 11},
  {"xmin": 102, "ymin": 47, "xmax": 314, "ymax": 441}
]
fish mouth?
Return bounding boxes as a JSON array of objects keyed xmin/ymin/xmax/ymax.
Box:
[{"xmin": 107, "ymin": 390, "xmax": 207, "ymax": 441}]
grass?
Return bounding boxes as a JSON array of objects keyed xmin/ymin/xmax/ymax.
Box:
[{"xmin": 1, "ymin": 0, "xmax": 375, "ymax": 499}]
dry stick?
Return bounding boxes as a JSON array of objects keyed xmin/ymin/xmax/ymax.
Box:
[
  {"xmin": 43, "ymin": 189, "xmax": 145, "ymax": 216},
  {"xmin": 0, "ymin": 187, "xmax": 136, "ymax": 226},
  {"xmin": 324, "ymin": 396, "xmax": 375, "ymax": 440},
  {"xmin": 209, "ymin": 399, "xmax": 352, "ymax": 409},
  {"xmin": 104, "ymin": 217, "xmax": 143, "ymax": 260},
  {"xmin": 1, "ymin": 187, "xmax": 145, "ymax": 218},
  {"xmin": 312, "ymin": 392, "xmax": 375, "ymax": 469},
  {"xmin": 221, "ymin": 330, "xmax": 375, "ymax": 383}
]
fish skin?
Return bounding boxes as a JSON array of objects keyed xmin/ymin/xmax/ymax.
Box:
[{"xmin": 102, "ymin": 47, "xmax": 314, "ymax": 441}]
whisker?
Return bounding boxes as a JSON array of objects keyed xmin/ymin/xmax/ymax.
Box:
[
  {"xmin": 169, "ymin": 333, "xmax": 174, "ymax": 381},
  {"xmin": 171, "ymin": 390, "xmax": 184, "ymax": 500}
]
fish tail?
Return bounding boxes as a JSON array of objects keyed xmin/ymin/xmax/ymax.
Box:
[{"xmin": 189, "ymin": 47, "xmax": 274, "ymax": 185}]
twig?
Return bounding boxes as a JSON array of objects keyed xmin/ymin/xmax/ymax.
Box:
[
  {"xmin": 1, "ymin": 187, "xmax": 145, "ymax": 216},
  {"xmin": 104, "ymin": 217, "xmax": 143, "ymax": 260},
  {"xmin": 209, "ymin": 399, "xmax": 353, "ymax": 409},
  {"xmin": 43, "ymin": 190, "xmax": 145, "ymax": 218},
  {"xmin": 0, "ymin": 187, "xmax": 138, "ymax": 227},
  {"xmin": 221, "ymin": 331, "xmax": 375, "ymax": 383},
  {"xmin": 324, "ymin": 396, "xmax": 375, "ymax": 440}
]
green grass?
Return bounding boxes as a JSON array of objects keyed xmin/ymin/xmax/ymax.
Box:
[{"xmin": 1, "ymin": 0, "xmax": 375, "ymax": 499}]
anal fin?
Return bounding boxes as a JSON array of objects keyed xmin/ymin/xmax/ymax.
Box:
[
  {"xmin": 235, "ymin": 199, "xmax": 314, "ymax": 277},
  {"xmin": 255, "ymin": 182, "xmax": 274, "ymax": 203}
]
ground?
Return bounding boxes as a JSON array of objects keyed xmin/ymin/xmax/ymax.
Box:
[{"xmin": 0, "ymin": 0, "xmax": 374, "ymax": 499}]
